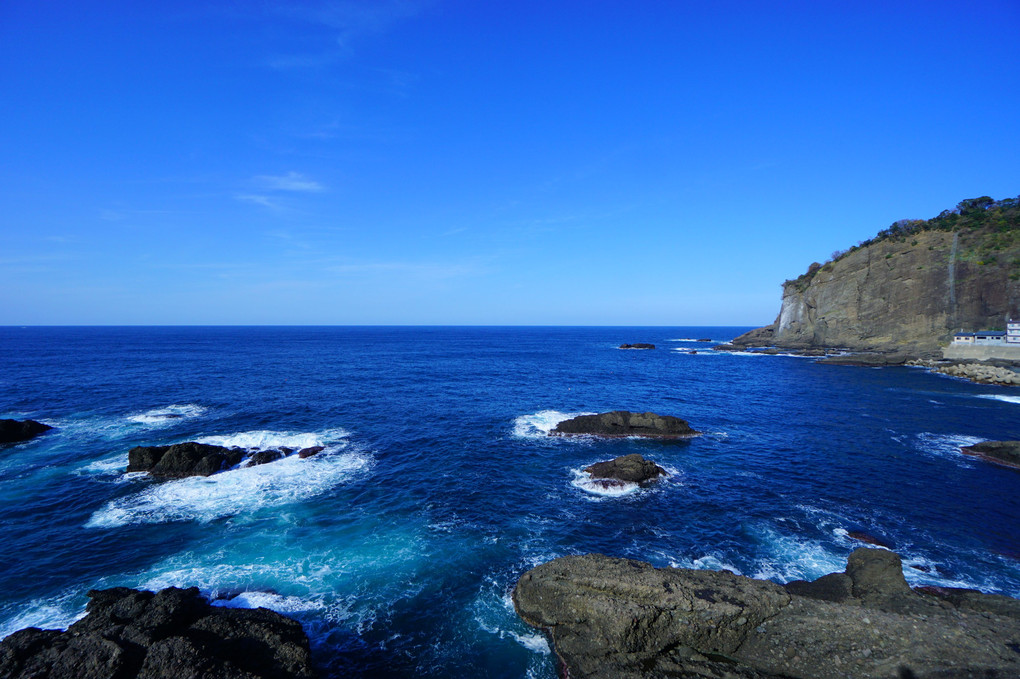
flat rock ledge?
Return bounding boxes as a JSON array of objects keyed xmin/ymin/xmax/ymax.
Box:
[
  {"xmin": 552, "ymin": 411, "xmax": 700, "ymax": 439},
  {"xmin": 960, "ymin": 440, "xmax": 1020, "ymax": 470},
  {"xmin": 513, "ymin": 548, "xmax": 1020, "ymax": 679},
  {"xmin": 0, "ymin": 419, "xmax": 53, "ymax": 445},
  {"xmin": 0, "ymin": 586, "xmax": 317, "ymax": 679},
  {"xmin": 584, "ymin": 453, "xmax": 666, "ymax": 484},
  {"xmin": 619, "ymin": 343, "xmax": 656, "ymax": 350},
  {"xmin": 128, "ymin": 442, "xmax": 324, "ymax": 478}
]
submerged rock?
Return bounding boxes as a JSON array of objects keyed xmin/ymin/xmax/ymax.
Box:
[
  {"xmin": 584, "ymin": 453, "xmax": 666, "ymax": 483},
  {"xmin": 619, "ymin": 343, "xmax": 656, "ymax": 349},
  {"xmin": 513, "ymin": 547, "xmax": 1020, "ymax": 679},
  {"xmin": 0, "ymin": 586, "xmax": 317, "ymax": 679},
  {"xmin": 846, "ymin": 530, "xmax": 894, "ymax": 548},
  {"xmin": 0, "ymin": 419, "xmax": 53, "ymax": 445},
  {"xmin": 552, "ymin": 411, "xmax": 699, "ymax": 438},
  {"xmin": 960, "ymin": 440, "xmax": 1020, "ymax": 469}
]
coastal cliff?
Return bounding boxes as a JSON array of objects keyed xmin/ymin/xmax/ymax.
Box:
[{"xmin": 736, "ymin": 196, "xmax": 1020, "ymax": 355}]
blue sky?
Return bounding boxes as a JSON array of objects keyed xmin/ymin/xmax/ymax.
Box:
[{"xmin": 2, "ymin": 1, "xmax": 1018, "ymax": 325}]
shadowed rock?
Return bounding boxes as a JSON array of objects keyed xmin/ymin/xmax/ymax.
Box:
[
  {"xmin": 619, "ymin": 343, "xmax": 656, "ymax": 349},
  {"xmin": 0, "ymin": 419, "xmax": 53, "ymax": 445},
  {"xmin": 247, "ymin": 450, "xmax": 285, "ymax": 467},
  {"xmin": 298, "ymin": 446, "xmax": 324, "ymax": 459},
  {"xmin": 127, "ymin": 442, "xmax": 244, "ymax": 478},
  {"xmin": 0, "ymin": 586, "xmax": 317, "ymax": 679},
  {"xmin": 513, "ymin": 548, "xmax": 1020, "ymax": 679},
  {"xmin": 584, "ymin": 454, "xmax": 666, "ymax": 483},
  {"xmin": 552, "ymin": 411, "xmax": 699, "ymax": 438}
]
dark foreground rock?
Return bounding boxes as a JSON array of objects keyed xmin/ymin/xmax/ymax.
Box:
[
  {"xmin": 620, "ymin": 343, "xmax": 656, "ymax": 350},
  {"xmin": 513, "ymin": 548, "xmax": 1020, "ymax": 679},
  {"xmin": 552, "ymin": 411, "xmax": 699, "ymax": 438},
  {"xmin": 0, "ymin": 586, "xmax": 317, "ymax": 679},
  {"xmin": 961, "ymin": 440, "xmax": 1020, "ymax": 470},
  {"xmin": 584, "ymin": 454, "xmax": 666, "ymax": 483},
  {"xmin": 0, "ymin": 419, "xmax": 53, "ymax": 445}
]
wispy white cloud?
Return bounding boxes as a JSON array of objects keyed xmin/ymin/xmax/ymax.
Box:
[
  {"xmin": 326, "ymin": 259, "xmax": 489, "ymax": 281},
  {"xmin": 236, "ymin": 194, "xmax": 281, "ymax": 209},
  {"xmin": 255, "ymin": 171, "xmax": 324, "ymax": 192},
  {"xmin": 279, "ymin": 1, "xmax": 426, "ymax": 47},
  {"xmin": 265, "ymin": 1, "xmax": 428, "ymax": 70}
]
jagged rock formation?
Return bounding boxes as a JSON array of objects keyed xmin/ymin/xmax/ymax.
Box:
[
  {"xmin": 619, "ymin": 343, "xmax": 656, "ymax": 349},
  {"xmin": 552, "ymin": 411, "xmax": 699, "ymax": 438},
  {"xmin": 127, "ymin": 442, "xmax": 323, "ymax": 478},
  {"xmin": 0, "ymin": 419, "xmax": 53, "ymax": 445},
  {"xmin": 0, "ymin": 586, "xmax": 317, "ymax": 679},
  {"xmin": 513, "ymin": 548, "xmax": 1020, "ymax": 679},
  {"xmin": 735, "ymin": 196, "xmax": 1020, "ymax": 355}
]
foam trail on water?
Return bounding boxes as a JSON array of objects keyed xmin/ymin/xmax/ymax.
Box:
[
  {"xmin": 977, "ymin": 394, "xmax": 1020, "ymax": 405},
  {"xmin": 126, "ymin": 404, "xmax": 207, "ymax": 426},
  {"xmin": 512, "ymin": 411, "xmax": 594, "ymax": 439}
]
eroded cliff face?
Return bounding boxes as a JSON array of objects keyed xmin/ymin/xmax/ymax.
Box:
[{"xmin": 743, "ymin": 229, "xmax": 1020, "ymax": 354}]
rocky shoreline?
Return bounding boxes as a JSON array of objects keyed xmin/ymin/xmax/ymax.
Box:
[
  {"xmin": 0, "ymin": 586, "xmax": 318, "ymax": 679},
  {"xmin": 711, "ymin": 340, "xmax": 1020, "ymax": 386},
  {"xmin": 514, "ymin": 547, "xmax": 1020, "ymax": 679}
]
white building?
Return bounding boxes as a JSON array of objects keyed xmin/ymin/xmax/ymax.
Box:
[{"xmin": 1008, "ymin": 319, "xmax": 1020, "ymax": 344}]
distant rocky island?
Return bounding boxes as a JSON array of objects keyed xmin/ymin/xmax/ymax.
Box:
[{"xmin": 731, "ymin": 195, "xmax": 1020, "ymax": 357}]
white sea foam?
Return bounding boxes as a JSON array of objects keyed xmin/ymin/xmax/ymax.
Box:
[
  {"xmin": 0, "ymin": 593, "xmax": 87, "ymax": 638},
  {"xmin": 210, "ymin": 591, "xmax": 322, "ymax": 614},
  {"xmin": 914, "ymin": 432, "xmax": 984, "ymax": 465},
  {"xmin": 512, "ymin": 410, "xmax": 594, "ymax": 439},
  {"xmin": 126, "ymin": 404, "xmax": 207, "ymax": 426},
  {"xmin": 977, "ymin": 394, "xmax": 1020, "ymax": 405},
  {"xmin": 77, "ymin": 455, "xmax": 130, "ymax": 479},
  {"xmin": 666, "ymin": 338, "xmax": 714, "ymax": 343},
  {"xmin": 195, "ymin": 428, "xmax": 348, "ymax": 450},
  {"xmin": 570, "ymin": 469, "xmax": 640, "ymax": 497},
  {"xmin": 751, "ymin": 525, "xmax": 846, "ymax": 583},
  {"xmin": 85, "ymin": 431, "xmax": 368, "ymax": 527}
]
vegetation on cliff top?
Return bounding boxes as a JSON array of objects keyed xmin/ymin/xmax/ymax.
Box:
[{"xmin": 787, "ymin": 194, "xmax": 1020, "ymax": 291}]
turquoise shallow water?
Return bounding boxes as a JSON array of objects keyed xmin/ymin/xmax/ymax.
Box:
[{"xmin": 2, "ymin": 326, "xmax": 1019, "ymax": 677}]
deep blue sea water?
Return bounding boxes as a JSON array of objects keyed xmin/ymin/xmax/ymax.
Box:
[{"xmin": 2, "ymin": 326, "xmax": 1020, "ymax": 677}]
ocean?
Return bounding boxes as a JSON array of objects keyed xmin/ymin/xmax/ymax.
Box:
[{"xmin": 2, "ymin": 326, "xmax": 1019, "ymax": 678}]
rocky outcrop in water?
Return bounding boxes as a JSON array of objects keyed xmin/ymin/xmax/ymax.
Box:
[
  {"xmin": 513, "ymin": 548, "xmax": 1020, "ymax": 679},
  {"xmin": 960, "ymin": 440, "xmax": 1020, "ymax": 469},
  {"xmin": 584, "ymin": 453, "xmax": 666, "ymax": 483},
  {"xmin": 619, "ymin": 343, "xmax": 656, "ymax": 349},
  {"xmin": 127, "ymin": 441, "xmax": 318, "ymax": 478},
  {"xmin": 552, "ymin": 411, "xmax": 699, "ymax": 438},
  {"xmin": 127, "ymin": 442, "xmax": 245, "ymax": 477},
  {"xmin": 0, "ymin": 419, "xmax": 53, "ymax": 445},
  {"xmin": 0, "ymin": 586, "xmax": 318, "ymax": 679},
  {"xmin": 734, "ymin": 196, "xmax": 1020, "ymax": 356}
]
